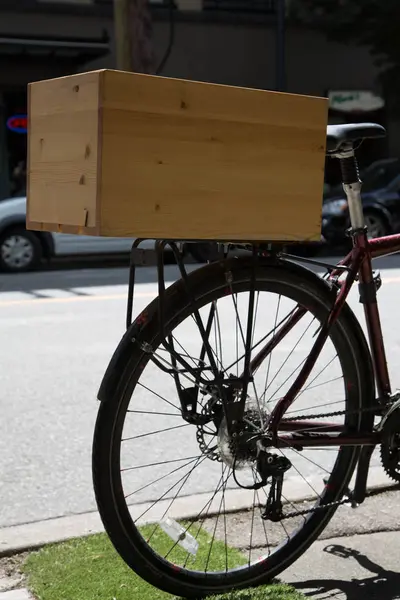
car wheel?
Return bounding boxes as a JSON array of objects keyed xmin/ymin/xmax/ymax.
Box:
[
  {"xmin": 364, "ymin": 211, "xmax": 388, "ymax": 239},
  {"xmin": 0, "ymin": 227, "xmax": 43, "ymax": 273}
]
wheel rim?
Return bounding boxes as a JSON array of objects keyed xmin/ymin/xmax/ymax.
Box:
[
  {"xmin": 365, "ymin": 214, "xmax": 385, "ymax": 239},
  {"xmin": 1, "ymin": 235, "xmax": 34, "ymax": 269},
  {"xmin": 104, "ymin": 277, "xmax": 360, "ymax": 585}
]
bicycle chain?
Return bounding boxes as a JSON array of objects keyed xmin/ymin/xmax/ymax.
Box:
[
  {"xmin": 280, "ymin": 401, "xmax": 390, "ymax": 423},
  {"xmin": 195, "ymin": 400, "xmax": 394, "ymax": 518},
  {"xmin": 139, "ymin": 326, "xmax": 398, "ymax": 520},
  {"xmin": 278, "ymin": 401, "xmax": 393, "ymax": 520},
  {"xmin": 281, "ymin": 481, "xmax": 400, "ymax": 520}
]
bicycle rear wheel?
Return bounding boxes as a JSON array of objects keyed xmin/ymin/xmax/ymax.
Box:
[{"xmin": 92, "ymin": 256, "xmax": 374, "ymax": 598}]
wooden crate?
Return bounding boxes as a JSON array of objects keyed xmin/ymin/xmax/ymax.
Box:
[{"xmin": 26, "ymin": 69, "xmax": 328, "ymax": 242}]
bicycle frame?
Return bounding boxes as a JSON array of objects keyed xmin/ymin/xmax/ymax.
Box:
[
  {"xmin": 267, "ymin": 229, "xmax": 400, "ymax": 449},
  {"xmin": 127, "ymin": 230, "xmax": 400, "ymax": 449},
  {"xmin": 125, "ymin": 219, "xmax": 400, "ymax": 453}
]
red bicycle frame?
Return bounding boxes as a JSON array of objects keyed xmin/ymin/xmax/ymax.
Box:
[{"xmin": 257, "ymin": 230, "xmax": 400, "ymax": 449}]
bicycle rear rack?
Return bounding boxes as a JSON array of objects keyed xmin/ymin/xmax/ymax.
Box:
[
  {"xmin": 124, "ymin": 238, "xmax": 344, "ymax": 331},
  {"xmin": 125, "ymin": 238, "xmax": 265, "ymax": 429}
]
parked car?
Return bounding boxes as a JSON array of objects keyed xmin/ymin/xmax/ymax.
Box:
[
  {"xmin": 0, "ymin": 196, "xmax": 222, "ymax": 272},
  {"xmin": 322, "ymin": 157, "xmax": 400, "ymax": 244},
  {"xmin": 0, "ymin": 196, "xmax": 158, "ymax": 273}
]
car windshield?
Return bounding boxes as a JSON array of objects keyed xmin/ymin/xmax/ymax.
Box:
[{"xmin": 324, "ymin": 158, "xmax": 400, "ymax": 199}]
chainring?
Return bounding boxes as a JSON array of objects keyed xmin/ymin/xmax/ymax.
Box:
[{"xmin": 380, "ymin": 402, "xmax": 400, "ymax": 482}]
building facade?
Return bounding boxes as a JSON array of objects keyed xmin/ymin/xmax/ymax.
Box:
[{"xmin": 0, "ymin": 0, "xmax": 390, "ymax": 199}]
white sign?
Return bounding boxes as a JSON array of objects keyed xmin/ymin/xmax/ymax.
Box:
[{"xmin": 329, "ymin": 90, "xmax": 385, "ymax": 113}]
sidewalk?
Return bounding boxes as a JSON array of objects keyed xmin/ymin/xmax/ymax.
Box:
[
  {"xmin": 283, "ymin": 486, "xmax": 400, "ymax": 599},
  {"xmin": 204, "ymin": 487, "xmax": 400, "ymax": 600},
  {"xmin": 1, "ymin": 487, "xmax": 399, "ymax": 599},
  {"xmin": 0, "ymin": 592, "xmax": 32, "ymax": 600},
  {"xmin": 283, "ymin": 530, "xmax": 400, "ymax": 599}
]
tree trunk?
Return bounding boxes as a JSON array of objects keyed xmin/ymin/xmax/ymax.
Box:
[{"xmin": 113, "ymin": 0, "xmax": 153, "ymax": 73}]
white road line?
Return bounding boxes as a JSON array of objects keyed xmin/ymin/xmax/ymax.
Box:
[
  {"xmin": 1, "ymin": 275, "xmax": 400, "ymax": 308},
  {"xmin": 0, "ymin": 291, "xmax": 155, "ymax": 307}
]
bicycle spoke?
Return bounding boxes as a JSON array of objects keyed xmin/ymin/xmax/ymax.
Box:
[
  {"xmin": 256, "ymin": 487, "xmax": 271, "ymax": 555},
  {"xmin": 284, "ymin": 443, "xmax": 331, "ymax": 474},
  {"xmin": 151, "ymin": 350, "xmax": 205, "ymax": 387},
  {"xmin": 265, "ymin": 355, "xmax": 307, "ymax": 406},
  {"xmin": 137, "ymin": 382, "xmax": 181, "ymax": 412},
  {"xmin": 262, "ymin": 294, "xmax": 281, "ymax": 404},
  {"xmin": 222, "ymin": 462, "xmax": 229, "ymax": 573},
  {"xmin": 296, "ymin": 355, "xmax": 338, "ymax": 400},
  {"xmin": 223, "ymin": 307, "xmax": 299, "ymax": 376},
  {"xmin": 122, "ymin": 422, "xmax": 190, "ymax": 442},
  {"xmin": 263, "ymin": 316, "xmax": 316, "ymax": 404},
  {"xmin": 125, "ymin": 455, "xmax": 202, "ymax": 499},
  {"xmin": 285, "ymin": 397, "xmax": 344, "ymax": 416},
  {"xmin": 205, "ymin": 465, "xmax": 230, "ymax": 573},
  {"xmin": 251, "ymin": 292, "xmax": 261, "ymax": 347},
  {"xmin": 302, "ymin": 375, "xmax": 342, "ymax": 392},
  {"xmin": 121, "ymin": 455, "xmax": 203, "ymax": 472},
  {"xmin": 248, "ymin": 481, "xmax": 257, "ymax": 566},
  {"xmin": 149, "ymin": 440, "xmax": 215, "ymax": 550},
  {"xmin": 188, "ymin": 312, "xmax": 223, "ymax": 374},
  {"xmin": 132, "ymin": 453, "xmax": 211, "ymax": 522},
  {"xmin": 111, "ymin": 274, "xmax": 359, "ymax": 585},
  {"xmin": 277, "ymin": 447, "xmax": 322, "ymax": 498},
  {"xmin": 127, "ymin": 410, "xmax": 182, "ymax": 417}
]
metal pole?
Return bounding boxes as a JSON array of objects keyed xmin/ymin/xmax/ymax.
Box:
[
  {"xmin": 275, "ymin": 0, "xmax": 286, "ymax": 92},
  {"xmin": 113, "ymin": 0, "xmax": 153, "ymax": 73},
  {"xmin": 113, "ymin": 0, "xmax": 132, "ymax": 71}
]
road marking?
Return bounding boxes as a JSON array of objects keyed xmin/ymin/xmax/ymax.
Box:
[
  {"xmin": 0, "ymin": 291, "xmax": 156, "ymax": 307},
  {"xmin": 1, "ymin": 274, "xmax": 400, "ymax": 308}
]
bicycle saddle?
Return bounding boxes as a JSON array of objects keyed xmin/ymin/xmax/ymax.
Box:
[{"xmin": 326, "ymin": 123, "xmax": 386, "ymax": 154}]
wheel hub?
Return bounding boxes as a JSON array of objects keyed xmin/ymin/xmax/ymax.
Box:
[
  {"xmin": 217, "ymin": 416, "xmax": 258, "ymax": 469},
  {"xmin": 196, "ymin": 398, "xmax": 269, "ymax": 467},
  {"xmin": 217, "ymin": 399, "xmax": 269, "ymax": 469},
  {"xmin": 1, "ymin": 235, "xmax": 34, "ymax": 268}
]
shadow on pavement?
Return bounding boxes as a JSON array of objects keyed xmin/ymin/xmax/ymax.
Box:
[
  {"xmin": 0, "ymin": 260, "xmax": 200, "ymax": 294},
  {"xmin": 1, "ymin": 248, "xmax": 400, "ymax": 295},
  {"xmin": 291, "ymin": 543, "xmax": 400, "ymax": 600}
]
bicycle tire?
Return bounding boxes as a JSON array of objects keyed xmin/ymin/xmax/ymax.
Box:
[{"xmin": 92, "ymin": 256, "xmax": 375, "ymax": 598}]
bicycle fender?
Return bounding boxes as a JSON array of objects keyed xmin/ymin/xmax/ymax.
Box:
[{"xmin": 97, "ymin": 301, "xmax": 158, "ymax": 404}]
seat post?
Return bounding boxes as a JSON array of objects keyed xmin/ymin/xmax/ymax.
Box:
[{"xmin": 337, "ymin": 145, "xmax": 364, "ymax": 230}]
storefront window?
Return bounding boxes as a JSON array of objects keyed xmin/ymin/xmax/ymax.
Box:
[{"xmin": 4, "ymin": 90, "xmax": 27, "ymax": 197}]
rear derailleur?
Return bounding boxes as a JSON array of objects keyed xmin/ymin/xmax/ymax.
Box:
[{"xmin": 257, "ymin": 450, "xmax": 292, "ymax": 522}]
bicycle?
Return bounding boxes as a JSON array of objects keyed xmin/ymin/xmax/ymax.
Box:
[{"xmin": 92, "ymin": 121, "xmax": 400, "ymax": 598}]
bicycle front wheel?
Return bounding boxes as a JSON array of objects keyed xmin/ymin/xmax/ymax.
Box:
[{"xmin": 92, "ymin": 256, "xmax": 374, "ymax": 598}]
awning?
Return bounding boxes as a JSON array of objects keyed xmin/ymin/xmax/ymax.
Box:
[{"xmin": 0, "ymin": 34, "xmax": 110, "ymax": 63}]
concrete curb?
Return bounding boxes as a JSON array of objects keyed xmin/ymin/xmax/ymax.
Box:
[
  {"xmin": 0, "ymin": 590, "xmax": 32, "ymax": 600},
  {"xmin": 0, "ymin": 466, "xmax": 394, "ymax": 558}
]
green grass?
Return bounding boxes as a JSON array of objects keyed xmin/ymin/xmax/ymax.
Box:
[{"xmin": 23, "ymin": 527, "xmax": 304, "ymax": 600}]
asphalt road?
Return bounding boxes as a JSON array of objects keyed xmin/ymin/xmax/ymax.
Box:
[{"xmin": 2, "ymin": 254, "xmax": 400, "ymax": 529}]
